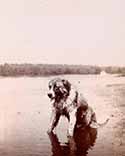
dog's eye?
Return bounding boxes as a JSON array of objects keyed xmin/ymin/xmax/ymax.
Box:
[{"xmin": 49, "ymin": 85, "xmax": 52, "ymax": 89}]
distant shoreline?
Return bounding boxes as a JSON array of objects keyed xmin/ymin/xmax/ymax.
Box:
[{"xmin": 0, "ymin": 63, "xmax": 125, "ymax": 77}]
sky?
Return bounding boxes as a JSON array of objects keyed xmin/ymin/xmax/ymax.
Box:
[{"xmin": 0, "ymin": 0, "xmax": 125, "ymax": 66}]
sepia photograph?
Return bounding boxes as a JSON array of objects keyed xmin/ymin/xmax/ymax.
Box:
[{"xmin": 0, "ymin": 0, "xmax": 124, "ymax": 156}]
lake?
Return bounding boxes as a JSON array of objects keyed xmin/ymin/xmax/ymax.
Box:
[{"xmin": 0, "ymin": 75, "xmax": 124, "ymax": 156}]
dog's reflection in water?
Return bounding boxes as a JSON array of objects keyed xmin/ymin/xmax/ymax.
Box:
[{"xmin": 48, "ymin": 127, "xmax": 97, "ymax": 156}]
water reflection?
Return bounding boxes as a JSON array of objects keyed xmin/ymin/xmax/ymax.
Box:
[{"xmin": 48, "ymin": 127, "xmax": 97, "ymax": 156}]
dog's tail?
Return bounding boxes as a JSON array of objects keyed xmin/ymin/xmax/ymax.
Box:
[{"xmin": 90, "ymin": 118, "xmax": 109, "ymax": 129}]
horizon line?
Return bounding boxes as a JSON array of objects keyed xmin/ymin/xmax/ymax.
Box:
[{"xmin": 0, "ymin": 62, "xmax": 125, "ymax": 67}]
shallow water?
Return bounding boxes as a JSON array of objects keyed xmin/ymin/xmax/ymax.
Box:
[{"xmin": 0, "ymin": 75, "xmax": 124, "ymax": 156}]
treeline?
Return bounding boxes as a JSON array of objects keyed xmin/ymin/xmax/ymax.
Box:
[
  {"xmin": 0, "ymin": 63, "xmax": 125, "ymax": 77},
  {"xmin": 102, "ymin": 66, "xmax": 125, "ymax": 74},
  {"xmin": 0, "ymin": 63, "xmax": 101, "ymax": 76}
]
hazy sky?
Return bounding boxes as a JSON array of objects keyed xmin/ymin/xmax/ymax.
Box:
[{"xmin": 0, "ymin": 0, "xmax": 125, "ymax": 66}]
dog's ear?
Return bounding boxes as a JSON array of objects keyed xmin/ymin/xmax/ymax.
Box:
[{"xmin": 62, "ymin": 79, "xmax": 71, "ymax": 94}]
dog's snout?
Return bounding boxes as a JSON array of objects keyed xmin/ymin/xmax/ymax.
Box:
[{"xmin": 48, "ymin": 93, "xmax": 52, "ymax": 98}]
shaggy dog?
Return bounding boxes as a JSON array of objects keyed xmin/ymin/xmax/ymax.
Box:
[
  {"xmin": 47, "ymin": 78, "xmax": 108, "ymax": 136},
  {"xmin": 47, "ymin": 78, "xmax": 100, "ymax": 136}
]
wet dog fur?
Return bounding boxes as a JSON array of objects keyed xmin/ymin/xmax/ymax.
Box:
[{"xmin": 47, "ymin": 78, "xmax": 101, "ymax": 136}]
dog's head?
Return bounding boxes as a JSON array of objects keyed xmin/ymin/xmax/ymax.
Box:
[{"xmin": 47, "ymin": 78, "xmax": 71, "ymax": 101}]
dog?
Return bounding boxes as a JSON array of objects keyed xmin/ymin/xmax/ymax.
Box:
[{"xmin": 47, "ymin": 78, "xmax": 108, "ymax": 136}]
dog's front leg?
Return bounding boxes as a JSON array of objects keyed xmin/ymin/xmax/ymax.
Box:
[
  {"xmin": 67, "ymin": 108, "xmax": 77, "ymax": 153},
  {"xmin": 47, "ymin": 108, "xmax": 60, "ymax": 133},
  {"xmin": 67, "ymin": 108, "xmax": 77, "ymax": 137}
]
